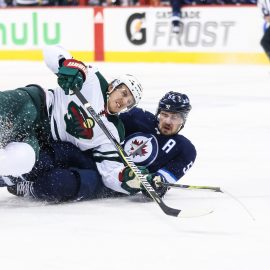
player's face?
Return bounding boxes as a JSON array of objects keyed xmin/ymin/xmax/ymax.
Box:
[
  {"xmin": 158, "ymin": 111, "xmax": 184, "ymax": 136},
  {"xmin": 107, "ymin": 84, "xmax": 135, "ymax": 114}
]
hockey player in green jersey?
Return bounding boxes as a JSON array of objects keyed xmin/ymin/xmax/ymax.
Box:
[
  {"xmin": 0, "ymin": 45, "xmax": 143, "ymax": 198},
  {"xmin": 5, "ymin": 91, "xmax": 195, "ymax": 202}
]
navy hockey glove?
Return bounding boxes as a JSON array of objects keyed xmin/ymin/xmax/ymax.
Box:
[
  {"xmin": 142, "ymin": 173, "xmax": 168, "ymax": 199},
  {"xmin": 119, "ymin": 166, "xmax": 149, "ymax": 195},
  {"xmin": 57, "ymin": 59, "xmax": 87, "ymax": 95}
]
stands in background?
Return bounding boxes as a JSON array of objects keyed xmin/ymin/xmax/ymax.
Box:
[{"xmin": 0, "ymin": 0, "xmax": 257, "ymax": 6}]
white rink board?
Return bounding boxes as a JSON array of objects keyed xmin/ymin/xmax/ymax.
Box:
[
  {"xmin": 105, "ymin": 6, "xmax": 264, "ymax": 52},
  {"xmin": 0, "ymin": 8, "xmax": 94, "ymax": 50}
]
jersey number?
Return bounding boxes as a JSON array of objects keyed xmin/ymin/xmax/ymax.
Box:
[{"xmin": 183, "ymin": 161, "xmax": 193, "ymax": 174}]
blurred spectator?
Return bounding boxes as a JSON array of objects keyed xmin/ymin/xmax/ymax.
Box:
[
  {"xmin": 181, "ymin": 0, "xmax": 256, "ymax": 4},
  {"xmin": 4, "ymin": 0, "xmax": 13, "ymax": 5},
  {"xmin": 0, "ymin": 0, "xmax": 258, "ymax": 8},
  {"xmin": 14, "ymin": 0, "xmax": 55, "ymax": 5},
  {"xmin": 258, "ymin": 0, "xmax": 270, "ymax": 61},
  {"xmin": 106, "ymin": 0, "xmax": 122, "ymax": 5},
  {"xmin": 57, "ymin": 0, "xmax": 78, "ymax": 5},
  {"xmin": 88, "ymin": 0, "xmax": 121, "ymax": 5},
  {"xmin": 15, "ymin": 0, "xmax": 40, "ymax": 5},
  {"xmin": 0, "ymin": 0, "xmax": 6, "ymax": 6},
  {"xmin": 5, "ymin": 0, "xmax": 77, "ymax": 5},
  {"xmin": 88, "ymin": 0, "xmax": 100, "ymax": 5}
]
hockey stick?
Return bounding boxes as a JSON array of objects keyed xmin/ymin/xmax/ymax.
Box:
[
  {"xmin": 163, "ymin": 182, "xmax": 255, "ymax": 220},
  {"xmin": 162, "ymin": 183, "xmax": 223, "ymax": 193},
  {"xmin": 75, "ymin": 90, "xmax": 181, "ymax": 217}
]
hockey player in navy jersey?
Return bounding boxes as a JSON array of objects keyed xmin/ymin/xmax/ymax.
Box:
[
  {"xmin": 118, "ymin": 91, "xmax": 196, "ymax": 198},
  {"xmin": 258, "ymin": 0, "xmax": 270, "ymax": 61},
  {"xmin": 4, "ymin": 91, "xmax": 195, "ymax": 202}
]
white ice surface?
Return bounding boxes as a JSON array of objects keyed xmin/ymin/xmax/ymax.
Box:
[{"xmin": 0, "ymin": 61, "xmax": 269, "ymax": 270}]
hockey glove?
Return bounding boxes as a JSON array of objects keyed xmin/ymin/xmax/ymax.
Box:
[
  {"xmin": 119, "ymin": 166, "xmax": 149, "ymax": 195},
  {"xmin": 142, "ymin": 173, "xmax": 168, "ymax": 199},
  {"xmin": 57, "ymin": 59, "xmax": 87, "ymax": 95}
]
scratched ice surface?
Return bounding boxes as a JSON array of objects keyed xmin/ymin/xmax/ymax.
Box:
[{"xmin": 0, "ymin": 61, "xmax": 269, "ymax": 270}]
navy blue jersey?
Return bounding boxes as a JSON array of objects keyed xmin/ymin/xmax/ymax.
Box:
[{"xmin": 120, "ymin": 108, "xmax": 196, "ymax": 183}]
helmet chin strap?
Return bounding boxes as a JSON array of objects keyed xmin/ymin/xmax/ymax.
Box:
[
  {"xmin": 175, "ymin": 119, "xmax": 185, "ymax": 133},
  {"xmin": 177, "ymin": 124, "xmax": 184, "ymax": 132}
]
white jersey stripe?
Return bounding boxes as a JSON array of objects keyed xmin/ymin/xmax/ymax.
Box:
[{"xmin": 157, "ymin": 168, "xmax": 178, "ymax": 183}]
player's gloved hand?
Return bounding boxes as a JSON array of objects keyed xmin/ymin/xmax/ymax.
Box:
[
  {"xmin": 119, "ymin": 166, "xmax": 149, "ymax": 195},
  {"xmin": 142, "ymin": 173, "xmax": 168, "ymax": 199},
  {"xmin": 57, "ymin": 59, "xmax": 87, "ymax": 95}
]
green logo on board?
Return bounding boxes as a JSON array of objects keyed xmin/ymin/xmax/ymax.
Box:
[{"xmin": 0, "ymin": 12, "xmax": 61, "ymax": 46}]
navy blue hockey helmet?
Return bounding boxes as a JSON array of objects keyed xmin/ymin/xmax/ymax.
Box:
[{"xmin": 156, "ymin": 91, "xmax": 192, "ymax": 125}]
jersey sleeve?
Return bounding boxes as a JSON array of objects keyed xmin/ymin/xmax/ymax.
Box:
[
  {"xmin": 157, "ymin": 142, "xmax": 196, "ymax": 183},
  {"xmin": 93, "ymin": 143, "xmax": 129, "ymax": 194},
  {"xmin": 43, "ymin": 45, "xmax": 72, "ymax": 74}
]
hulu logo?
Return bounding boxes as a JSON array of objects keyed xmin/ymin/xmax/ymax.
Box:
[{"xmin": 0, "ymin": 12, "xmax": 61, "ymax": 46}]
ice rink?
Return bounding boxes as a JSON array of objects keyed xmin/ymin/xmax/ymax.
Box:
[{"xmin": 0, "ymin": 61, "xmax": 270, "ymax": 270}]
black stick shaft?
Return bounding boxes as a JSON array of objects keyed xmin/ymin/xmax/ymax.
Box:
[{"xmin": 75, "ymin": 90, "xmax": 181, "ymax": 217}]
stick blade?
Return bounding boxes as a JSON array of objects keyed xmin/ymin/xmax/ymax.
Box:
[
  {"xmin": 162, "ymin": 205, "xmax": 182, "ymax": 217},
  {"xmin": 156, "ymin": 198, "xmax": 213, "ymax": 218},
  {"xmin": 178, "ymin": 208, "xmax": 214, "ymax": 218}
]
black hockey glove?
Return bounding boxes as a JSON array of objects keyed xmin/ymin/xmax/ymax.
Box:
[
  {"xmin": 142, "ymin": 173, "xmax": 168, "ymax": 199},
  {"xmin": 119, "ymin": 166, "xmax": 149, "ymax": 195},
  {"xmin": 57, "ymin": 59, "xmax": 87, "ymax": 95}
]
